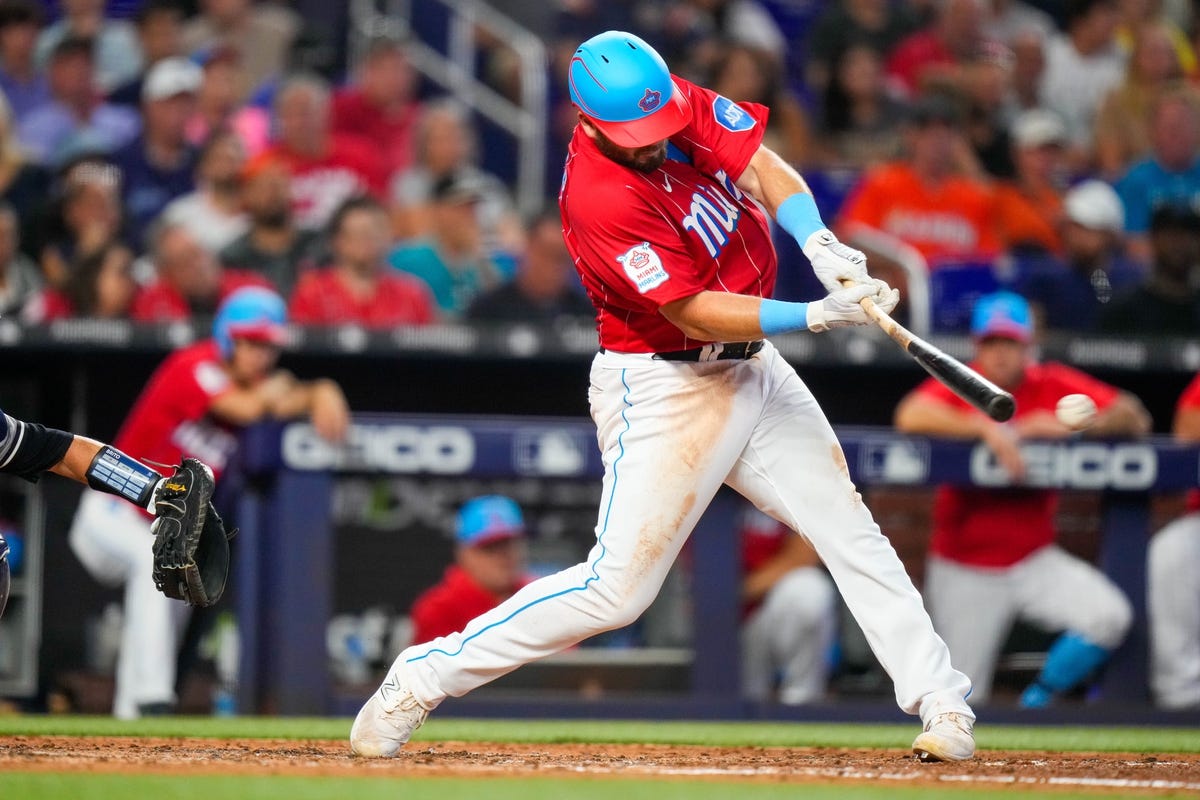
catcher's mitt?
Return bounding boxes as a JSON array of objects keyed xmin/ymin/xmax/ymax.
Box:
[{"xmin": 151, "ymin": 458, "xmax": 236, "ymax": 607}]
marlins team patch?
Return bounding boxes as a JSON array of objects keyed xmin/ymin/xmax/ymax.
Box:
[
  {"xmin": 712, "ymin": 96, "xmax": 756, "ymax": 132},
  {"xmin": 617, "ymin": 242, "xmax": 669, "ymax": 294}
]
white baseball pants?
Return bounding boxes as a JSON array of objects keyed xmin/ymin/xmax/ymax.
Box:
[
  {"xmin": 399, "ymin": 341, "xmax": 972, "ymax": 722},
  {"xmin": 924, "ymin": 545, "xmax": 1132, "ymax": 703},
  {"xmin": 69, "ymin": 489, "xmax": 190, "ymax": 719},
  {"xmin": 741, "ymin": 565, "xmax": 836, "ymax": 704},
  {"xmin": 1148, "ymin": 512, "xmax": 1200, "ymax": 709}
]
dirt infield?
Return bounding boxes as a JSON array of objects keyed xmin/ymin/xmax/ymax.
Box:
[{"xmin": 2, "ymin": 736, "xmax": 1200, "ymax": 792}]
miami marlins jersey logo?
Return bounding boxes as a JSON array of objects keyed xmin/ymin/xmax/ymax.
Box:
[
  {"xmin": 617, "ymin": 242, "xmax": 669, "ymax": 293},
  {"xmin": 681, "ymin": 173, "xmax": 744, "ymax": 258}
]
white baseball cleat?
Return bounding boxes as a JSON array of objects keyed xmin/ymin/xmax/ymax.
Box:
[
  {"xmin": 349, "ymin": 672, "xmax": 430, "ymax": 757},
  {"xmin": 912, "ymin": 712, "xmax": 975, "ymax": 762}
]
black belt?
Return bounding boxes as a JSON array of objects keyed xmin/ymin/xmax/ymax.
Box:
[{"xmin": 652, "ymin": 340, "xmax": 764, "ymax": 362}]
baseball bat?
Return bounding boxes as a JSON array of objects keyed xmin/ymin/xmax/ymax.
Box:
[{"xmin": 846, "ymin": 283, "xmax": 1016, "ymax": 422}]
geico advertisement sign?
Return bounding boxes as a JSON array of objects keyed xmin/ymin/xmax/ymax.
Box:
[
  {"xmin": 970, "ymin": 442, "xmax": 1157, "ymax": 489},
  {"xmin": 283, "ymin": 423, "xmax": 475, "ymax": 473}
]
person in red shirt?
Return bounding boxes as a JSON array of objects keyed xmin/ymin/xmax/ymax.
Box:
[
  {"xmin": 131, "ymin": 222, "xmax": 271, "ymax": 321},
  {"xmin": 68, "ymin": 287, "xmax": 349, "ymax": 718},
  {"xmin": 331, "ymin": 34, "xmax": 421, "ymax": 181},
  {"xmin": 885, "ymin": 0, "xmax": 991, "ymax": 98},
  {"xmin": 895, "ymin": 291, "xmax": 1150, "ymax": 708},
  {"xmin": 288, "ymin": 196, "xmax": 434, "ymax": 328},
  {"xmin": 1147, "ymin": 373, "xmax": 1200, "ymax": 709},
  {"xmin": 262, "ymin": 74, "xmax": 387, "ymax": 230},
  {"xmin": 411, "ymin": 495, "xmax": 534, "ymax": 645},
  {"xmin": 837, "ymin": 93, "xmax": 1001, "ymax": 269},
  {"xmin": 354, "ymin": 30, "xmax": 978, "ymax": 765}
]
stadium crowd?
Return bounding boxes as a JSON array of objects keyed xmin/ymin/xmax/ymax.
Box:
[{"xmin": 0, "ymin": 0, "xmax": 1195, "ymax": 334}]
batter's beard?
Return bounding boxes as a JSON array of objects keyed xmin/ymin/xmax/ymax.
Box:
[{"xmin": 592, "ymin": 131, "xmax": 668, "ymax": 173}]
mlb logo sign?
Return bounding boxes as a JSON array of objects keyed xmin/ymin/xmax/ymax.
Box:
[{"xmin": 617, "ymin": 242, "xmax": 670, "ymax": 293}]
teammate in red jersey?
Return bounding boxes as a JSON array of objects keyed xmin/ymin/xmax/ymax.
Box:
[
  {"xmin": 354, "ymin": 31, "xmax": 978, "ymax": 762},
  {"xmin": 896, "ymin": 291, "xmax": 1151, "ymax": 708},
  {"xmin": 68, "ymin": 287, "xmax": 349, "ymax": 718},
  {"xmin": 1147, "ymin": 373, "xmax": 1200, "ymax": 708}
]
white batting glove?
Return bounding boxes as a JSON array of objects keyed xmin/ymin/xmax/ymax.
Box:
[
  {"xmin": 806, "ymin": 280, "xmax": 900, "ymax": 332},
  {"xmin": 803, "ymin": 230, "xmax": 872, "ymax": 293}
]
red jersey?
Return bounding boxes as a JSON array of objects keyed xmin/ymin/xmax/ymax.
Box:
[
  {"xmin": 411, "ymin": 565, "xmax": 532, "ymax": 643},
  {"xmin": 130, "ymin": 270, "xmax": 272, "ymax": 322},
  {"xmin": 884, "ymin": 30, "xmax": 955, "ymax": 97},
  {"xmin": 560, "ymin": 77, "xmax": 776, "ymax": 353},
  {"xmin": 917, "ymin": 361, "xmax": 1120, "ymax": 567},
  {"xmin": 331, "ymin": 89, "xmax": 420, "ymax": 178},
  {"xmin": 114, "ymin": 340, "xmax": 239, "ymax": 486},
  {"xmin": 287, "ymin": 267, "xmax": 435, "ymax": 328},
  {"xmin": 1178, "ymin": 373, "xmax": 1200, "ymax": 512},
  {"xmin": 263, "ymin": 134, "xmax": 387, "ymax": 229},
  {"xmin": 740, "ymin": 507, "xmax": 789, "ymax": 616}
]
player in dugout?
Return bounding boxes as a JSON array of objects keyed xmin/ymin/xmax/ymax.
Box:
[
  {"xmin": 894, "ymin": 291, "xmax": 1151, "ymax": 707},
  {"xmin": 352, "ymin": 30, "xmax": 979, "ymax": 763},
  {"xmin": 66, "ymin": 286, "xmax": 349, "ymax": 718}
]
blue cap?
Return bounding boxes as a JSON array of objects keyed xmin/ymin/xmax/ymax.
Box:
[
  {"xmin": 213, "ymin": 286, "xmax": 287, "ymax": 359},
  {"xmin": 455, "ymin": 496, "xmax": 525, "ymax": 547},
  {"xmin": 971, "ymin": 291, "xmax": 1033, "ymax": 343},
  {"xmin": 568, "ymin": 31, "xmax": 692, "ymax": 148}
]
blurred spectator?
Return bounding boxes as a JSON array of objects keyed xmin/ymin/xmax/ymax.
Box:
[
  {"xmin": 389, "ymin": 171, "xmax": 504, "ymax": 319},
  {"xmin": 1017, "ymin": 179, "xmax": 1141, "ymax": 331},
  {"xmin": 1147, "ymin": 372, "xmax": 1200, "ymax": 709},
  {"xmin": 219, "ymin": 155, "xmax": 321, "ymax": 295},
  {"xmin": 410, "ymin": 495, "xmax": 534, "ymax": 645},
  {"xmin": 885, "ymin": 0, "xmax": 992, "ymax": 99},
  {"xmin": 1009, "ymin": 28, "xmax": 1047, "ymax": 115},
  {"xmin": 181, "ymin": 0, "xmax": 301, "ymax": 102},
  {"xmin": 1099, "ymin": 202, "xmax": 1200, "ymax": 334},
  {"xmin": 23, "ymin": 240, "xmax": 134, "ymax": 322},
  {"xmin": 17, "ymin": 37, "xmax": 140, "ymax": 167},
  {"xmin": 960, "ymin": 41, "xmax": 1019, "ymax": 178},
  {"xmin": 185, "ymin": 44, "xmax": 270, "ymax": 157},
  {"xmin": 36, "ymin": 156, "xmax": 123, "ymax": 289},
  {"xmin": 706, "ymin": 42, "xmax": 813, "ymax": 169},
  {"xmin": 466, "ymin": 211, "xmax": 593, "ymax": 324},
  {"xmin": 1114, "ymin": 86, "xmax": 1200, "ymax": 262},
  {"xmin": 836, "ymin": 94, "xmax": 1000, "ymax": 267},
  {"xmin": 112, "ymin": 57, "xmax": 202, "ymax": 249},
  {"xmin": 982, "ymin": 0, "xmax": 1055, "ymax": 44},
  {"xmin": 995, "ymin": 109, "xmax": 1069, "ymax": 253},
  {"xmin": 161, "ymin": 128, "xmax": 249, "ymax": 253},
  {"xmin": 655, "ymin": 0, "xmax": 787, "ymax": 69},
  {"xmin": 108, "ymin": 0, "xmax": 185, "ymax": 108},
  {"xmin": 332, "ymin": 34, "xmax": 421, "ymax": 181},
  {"xmin": 895, "ymin": 291, "xmax": 1148, "ymax": 706},
  {"xmin": 1094, "ymin": 21, "xmax": 1185, "ymax": 180},
  {"xmin": 131, "ymin": 221, "xmax": 269, "ymax": 321},
  {"xmin": 815, "ymin": 42, "xmax": 906, "ymax": 171},
  {"xmin": 1114, "ymin": 0, "xmax": 1195, "ymax": 74},
  {"xmin": 288, "ymin": 196, "xmax": 434, "ymax": 328},
  {"xmin": 0, "ymin": 0, "xmax": 50, "ymax": 120},
  {"xmin": 389, "ymin": 98, "xmax": 521, "ymax": 255},
  {"xmin": 738, "ymin": 506, "xmax": 836, "ymax": 706},
  {"xmin": 1038, "ymin": 0, "xmax": 1124, "ymax": 159},
  {"xmin": 805, "ymin": 0, "xmax": 920, "ymax": 93},
  {"xmin": 0, "ymin": 200, "xmax": 40, "ymax": 317},
  {"xmin": 34, "ymin": 0, "xmax": 142, "ymax": 94},
  {"xmin": 263, "ymin": 74, "xmax": 386, "ymax": 230},
  {"xmin": 0, "ymin": 92, "xmax": 48, "ymax": 216}
]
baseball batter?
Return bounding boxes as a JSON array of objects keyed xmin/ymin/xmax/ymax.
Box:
[
  {"xmin": 895, "ymin": 292, "xmax": 1151, "ymax": 707},
  {"xmin": 1147, "ymin": 372, "xmax": 1200, "ymax": 709},
  {"xmin": 68, "ymin": 287, "xmax": 349, "ymax": 717},
  {"xmin": 352, "ymin": 30, "xmax": 976, "ymax": 762}
]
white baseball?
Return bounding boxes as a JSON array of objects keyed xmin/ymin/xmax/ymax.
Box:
[{"xmin": 1056, "ymin": 393, "xmax": 1097, "ymax": 431}]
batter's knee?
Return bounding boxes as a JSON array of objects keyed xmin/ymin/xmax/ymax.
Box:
[{"xmin": 585, "ymin": 579, "xmax": 658, "ymax": 632}]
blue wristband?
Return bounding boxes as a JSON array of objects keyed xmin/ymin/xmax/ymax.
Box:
[
  {"xmin": 775, "ymin": 192, "xmax": 826, "ymax": 244},
  {"xmin": 759, "ymin": 298, "xmax": 810, "ymax": 335}
]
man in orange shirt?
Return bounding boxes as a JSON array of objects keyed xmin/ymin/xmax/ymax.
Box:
[
  {"xmin": 837, "ymin": 94, "xmax": 1001, "ymax": 267},
  {"xmin": 994, "ymin": 109, "xmax": 1068, "ymax": 255}
]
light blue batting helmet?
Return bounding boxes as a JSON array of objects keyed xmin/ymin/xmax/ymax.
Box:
[{"xmin": 213, "ymin": 286, "xmax": 287, "ymax": 359}]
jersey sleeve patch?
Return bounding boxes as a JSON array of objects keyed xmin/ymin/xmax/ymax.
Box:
[
  {"xmin": 617, "ymin": 242, "xmax": 670, "ymax": 294},
  {"xmin": 712, "ymin": 95, "xmax": 757, "ymax": 133}
]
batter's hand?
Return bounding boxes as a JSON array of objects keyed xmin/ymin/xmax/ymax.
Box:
[
  {"xmin": 807, "ymin": 280, "xmax": 897, "ymax": 332},
  {"xmin": 803, "ymin": 230, "xmax": 872, "ymax": 293}
]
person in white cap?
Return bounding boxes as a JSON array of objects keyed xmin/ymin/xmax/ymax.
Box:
[
  {"xmin": 111, "ymin": 56, "xmax": 203, "ymax": 248},
  {"xmin": 1016, "ymin": 179, "xmax": 1141, "ymax": 331},
  {"xmin": 995, "ymin": 109, "xmax": 1070, "ymax": 254}
]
